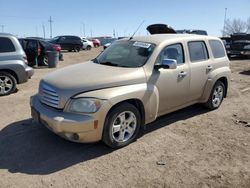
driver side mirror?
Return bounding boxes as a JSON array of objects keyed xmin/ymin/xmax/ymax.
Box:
[{"xmin": 155, "ymin": 59, "xmax": 177, "ymax": 70}]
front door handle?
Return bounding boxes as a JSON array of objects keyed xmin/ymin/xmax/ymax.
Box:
[
  {"xmin": 178, "ymin": 71, "xmax": 187, "ymax": 78},
  {"xmin": 206, "ymin": 65, "xmax": 213, "ymax": 71}
]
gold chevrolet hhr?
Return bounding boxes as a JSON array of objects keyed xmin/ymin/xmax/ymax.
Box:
[{"xmin": 30, "ymin": 34, "xmax": 231, "ymax": 148}]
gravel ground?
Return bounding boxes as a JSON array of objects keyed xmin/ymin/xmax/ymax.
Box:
[{"xmin": 0, "ymin": 49, "xmax": 250, "ymax": 188}]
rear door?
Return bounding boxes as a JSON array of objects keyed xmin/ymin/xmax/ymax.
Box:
[
  {"xmin": 58, "ymin": 36, "xmax": 67, "ymax": 50},
  {"xmin": 25, "ymin": 40, "xmax": 38, "ymax": 63},
  {"xmin": 187, "ymin": 40, "xmax": 213, "ymax": 101}
]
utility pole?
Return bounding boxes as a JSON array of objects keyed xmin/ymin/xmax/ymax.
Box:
[
  {"xmin": 48, "ymin": 16, "xmax": 53, "ymax": 38},
  {"xmin": 223, "ymin": 8, "xmax": 227, "ymax": 36},
  {"xmin": 42, "ymin": 24, "xmax": 46, "ymax": 39},
  {"xmin": 82, "ymin": 22, "xmax": 85, "ymax": 37},
  {"xmin": 1, "ymin": 25, "xmax": 5, "ymax": 32}
]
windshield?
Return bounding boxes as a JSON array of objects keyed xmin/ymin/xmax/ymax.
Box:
[
  {"xmin": 49, "ymin": 36, "xmax": 59, "ymax": 43},
  {"xmin": 94, "ymin": 40, "xmax": 155, "ymax": 68}
]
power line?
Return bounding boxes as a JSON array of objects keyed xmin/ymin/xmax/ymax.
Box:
[{"xmin": 48, "ymin": 16, "xmax": 53, "ymax": 38}]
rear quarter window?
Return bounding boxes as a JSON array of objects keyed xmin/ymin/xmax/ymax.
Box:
[
  {"xmin": 209, "ymin": 40, "xmax": 226, "ymax": 58},
  {"xmin": 188, "ymin": 41, "xmax": 209, "ymax": 62},
  {"xmin": 0, "ymin": 37, "xmax": 16, "ymax": 53}
]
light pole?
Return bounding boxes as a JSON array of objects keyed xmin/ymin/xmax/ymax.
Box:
[
  {"xmin": 223, "ymin": 8, "xmax": 227, "ymax": 36},
  {"xmin": 1, "ymin": 25, "xmax": 4, "ymax": 32}
]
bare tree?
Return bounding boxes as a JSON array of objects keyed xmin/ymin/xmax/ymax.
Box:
[
  {"xmin": 223, "ymin": 17, "xmax": 250, "ymax": 36},
  {"xmin": 246, "ymin": 17, "xmax": 250, "ymax": 33}
]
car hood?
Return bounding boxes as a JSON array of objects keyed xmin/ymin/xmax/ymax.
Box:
[{"xmin": 41, "ymin": 61, "xmax": 146, "ymax": 108}]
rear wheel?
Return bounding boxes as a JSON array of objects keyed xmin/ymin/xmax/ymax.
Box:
[
  {"xmin": 74, "ymin": 46, "xmax": 80, "ymax": 52},
  {"xmin": 204, "ymin": 81, "xmax": 225, "ymax": 110},
  {"xmin": 102, "ymin": 103, "xmax": 141, "ymax": 148},
  {"xmin": 38, "ymin": 55, "xmax": 48, "ymax": 66},
  {"xmin": 0, "ymin": 71, "xmax": 17, "ymax": 96}
]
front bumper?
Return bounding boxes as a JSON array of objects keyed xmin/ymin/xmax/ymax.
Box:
[{"xmin": 30, "ymin": 95, "xmax": 110, "ymax": 143}]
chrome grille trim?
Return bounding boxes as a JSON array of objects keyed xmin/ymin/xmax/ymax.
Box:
[{"xmin": 39, "ymin": 83, "xmax": 60, "ymax": 108}]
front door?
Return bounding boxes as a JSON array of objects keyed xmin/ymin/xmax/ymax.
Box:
[{"xmin": 152, "ymin": 43, "xmax": 191, "ymax": 116}]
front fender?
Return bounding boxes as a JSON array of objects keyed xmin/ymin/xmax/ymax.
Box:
[{"xmin": 75, "ymin": 83, "xmax": 159, "ymax": 124}]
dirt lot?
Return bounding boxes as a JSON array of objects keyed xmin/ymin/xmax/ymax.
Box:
[{"xmin": 0, "ymin": 49, "xmax": 250, "ymax": 188}]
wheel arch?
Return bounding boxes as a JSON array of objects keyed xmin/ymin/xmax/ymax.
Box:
[
  {"xmin": 0, "ymin": 69, "xmax": 19, "ymax": 83},
  {"xmin": 106, "ymin": 98, "xmax": 146, "ymax": 126}
]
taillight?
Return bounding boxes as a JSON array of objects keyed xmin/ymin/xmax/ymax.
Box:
[
  {"xmin": 53, "ymin": 45, "xmax": 61, "ymax": 52},
  {"xmin": 23, "ymin": 55, "xmax": 28, "ymax": 64},
  {"xmin": 38, "ymin": 48, "xmax": 41, "ymax": 55}
]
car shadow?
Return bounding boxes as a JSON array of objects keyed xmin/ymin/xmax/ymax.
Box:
[
  {"xmin": 0, "ymin": 104, "xmax": 209, "ymax": 175},
  {"xmin": 141, "ymin": 104, "xmax": 209, "ymax": 135},
  {"xmin": 239, "ymin": 70, "xmax": 250, "ymax": 76}
]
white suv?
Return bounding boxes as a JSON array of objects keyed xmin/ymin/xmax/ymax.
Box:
[{"xmin": 81, "ymin": 38, "xmax": 94, "ymax": 50}]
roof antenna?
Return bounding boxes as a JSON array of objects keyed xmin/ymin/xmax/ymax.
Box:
[{"xmin": 129, "ymin": 20, "xmax": 145, "ymax": 40}]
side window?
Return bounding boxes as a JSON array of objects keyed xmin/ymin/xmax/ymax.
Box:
[
  {"xmin": 209, "ymin": 40, "xmax": 225, "ymax": 58},
  {"xmin": 188, "ymin": 41, "xmax": 209, "ymax": 62},
  {"xmin": 59, "ymin": 37, "xmax": 66, "ymax": 42},
  {"xmin": 159, "ymin": 43, "xmax": 185, "ymax": 65},
  {"xmin": 0, "ymin": 37, "xmax": 16, "ymax": 53},
  {"xmin": 26, "ymin": 40, "xmax": 38, "ymax": 49}
]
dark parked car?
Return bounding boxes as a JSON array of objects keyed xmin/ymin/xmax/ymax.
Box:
[
  {"xmin": 19, "ymin": 38, "xmax": 63, "ymax": 66},
  {"xmin": 48, "ymin": 35, "xmax": 83, "ymax": 52},
  {"xmin": 176, "ymin": 29, "xmax": 208, "ymax": 35},
  {"xmin": 0, "ymin": 33, "xmax": 34, "ymax": 96},
  {"xmin": 227, "ymin": 33, "xmax": 250, "ymax": 58}
]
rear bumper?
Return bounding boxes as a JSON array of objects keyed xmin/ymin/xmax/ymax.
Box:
[
  {"xmin": 228, "ymin": 50, "xmax": 250, "ymax": 56},
  {"xmin": 25, "ymin": 66, "xmax": 34, "ymax": 79}
]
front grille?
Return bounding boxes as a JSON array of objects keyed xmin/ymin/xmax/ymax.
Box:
[{"xmin": 39, "ymin": 83, "xmax": 60, "ymax": 108}]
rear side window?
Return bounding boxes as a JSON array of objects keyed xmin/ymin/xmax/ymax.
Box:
[
  {"xmin": 0, "ymin": 37, "xmax": 15, "ymax": 53},
  {"xmin": 209, "ymin": 40, "xmax": 225, "ymax": 58},
  {"xmin": 26, "ymin": 40, "xmax": 38, "ymax": 49},
  {"xmin": 188, "ymin": 41, "xmax": 209, "ymax": 62}
]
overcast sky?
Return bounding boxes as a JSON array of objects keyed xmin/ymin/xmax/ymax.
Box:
[{"xmin": 0, "ymin": 0, "xmax": 249, "ymax": 38}]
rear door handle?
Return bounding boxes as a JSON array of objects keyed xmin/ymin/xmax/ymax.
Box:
[
  {"xmin": 206, "ymin": 65, "xmax": 213, "ymax": 71},
  {"xmin": 178, "ymin": 71, "xmax": 187, "ymax": 78}
]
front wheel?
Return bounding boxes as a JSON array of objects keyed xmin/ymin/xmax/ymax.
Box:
[
  {"xmin": 204, "ymin": 81, "xmax": 225, "ymax": 110},
  {"xmin": 0, "ymin": 71, "xmax": 17, "ymax": 96},
  {"xmin": 102, "ymin": 103, "xmax": 141, "ymax": 148},
  {"xmin": 86, "ymin": 46, "xmax": 91, "ymax": 50}
]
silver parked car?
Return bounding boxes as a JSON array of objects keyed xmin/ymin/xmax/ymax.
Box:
[
  {"xmin": 31, "ymin": 34, "xmax": 230, "ymax": 148},
  {"xmin": 0, "ymin": 33, "xmax": 34, "ymax": 96}
]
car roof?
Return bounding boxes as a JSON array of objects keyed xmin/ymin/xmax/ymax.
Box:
[
  {"xmin": 0, "ymin": 33, "xmax": 15, "ymax": 37},
  {"xmin": 129, "ymin": 34, "xmax": 220, "ymax": 45}
]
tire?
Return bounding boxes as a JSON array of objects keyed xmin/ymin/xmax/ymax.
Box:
[
  {"xmin": 102, "ymin": 102, "xmax": 141, "ymax": 149},
  {"xmin": 0, "ymin": 71, "xmax": 17, "ymax": 96},
  {"xmin": 86, "ymin": 46, "xmax": 91, "ymax": 50},
  {"xmin": 204, "ymin": 81, "xmax": 225, "ymax": 110},
  {"xmin": 38, "ymin": 55, "xmax": 48, "ymax": 66},
  {"xmin": 75, "ymin": 46, "xmax": 80, "ymax": 52}
]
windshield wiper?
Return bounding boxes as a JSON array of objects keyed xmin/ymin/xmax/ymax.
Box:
[
  {"xmin": 92, "ymin": 58, "xmax": 99, "ymax": 63},
  {"xmin": 99, "ymin": 61, "xmax": 119, "ymax": 67}
]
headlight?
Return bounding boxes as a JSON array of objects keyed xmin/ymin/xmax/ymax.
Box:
[{"xmin": 67, "ymin": 98, "xmax": 103, "ymax": 113}]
